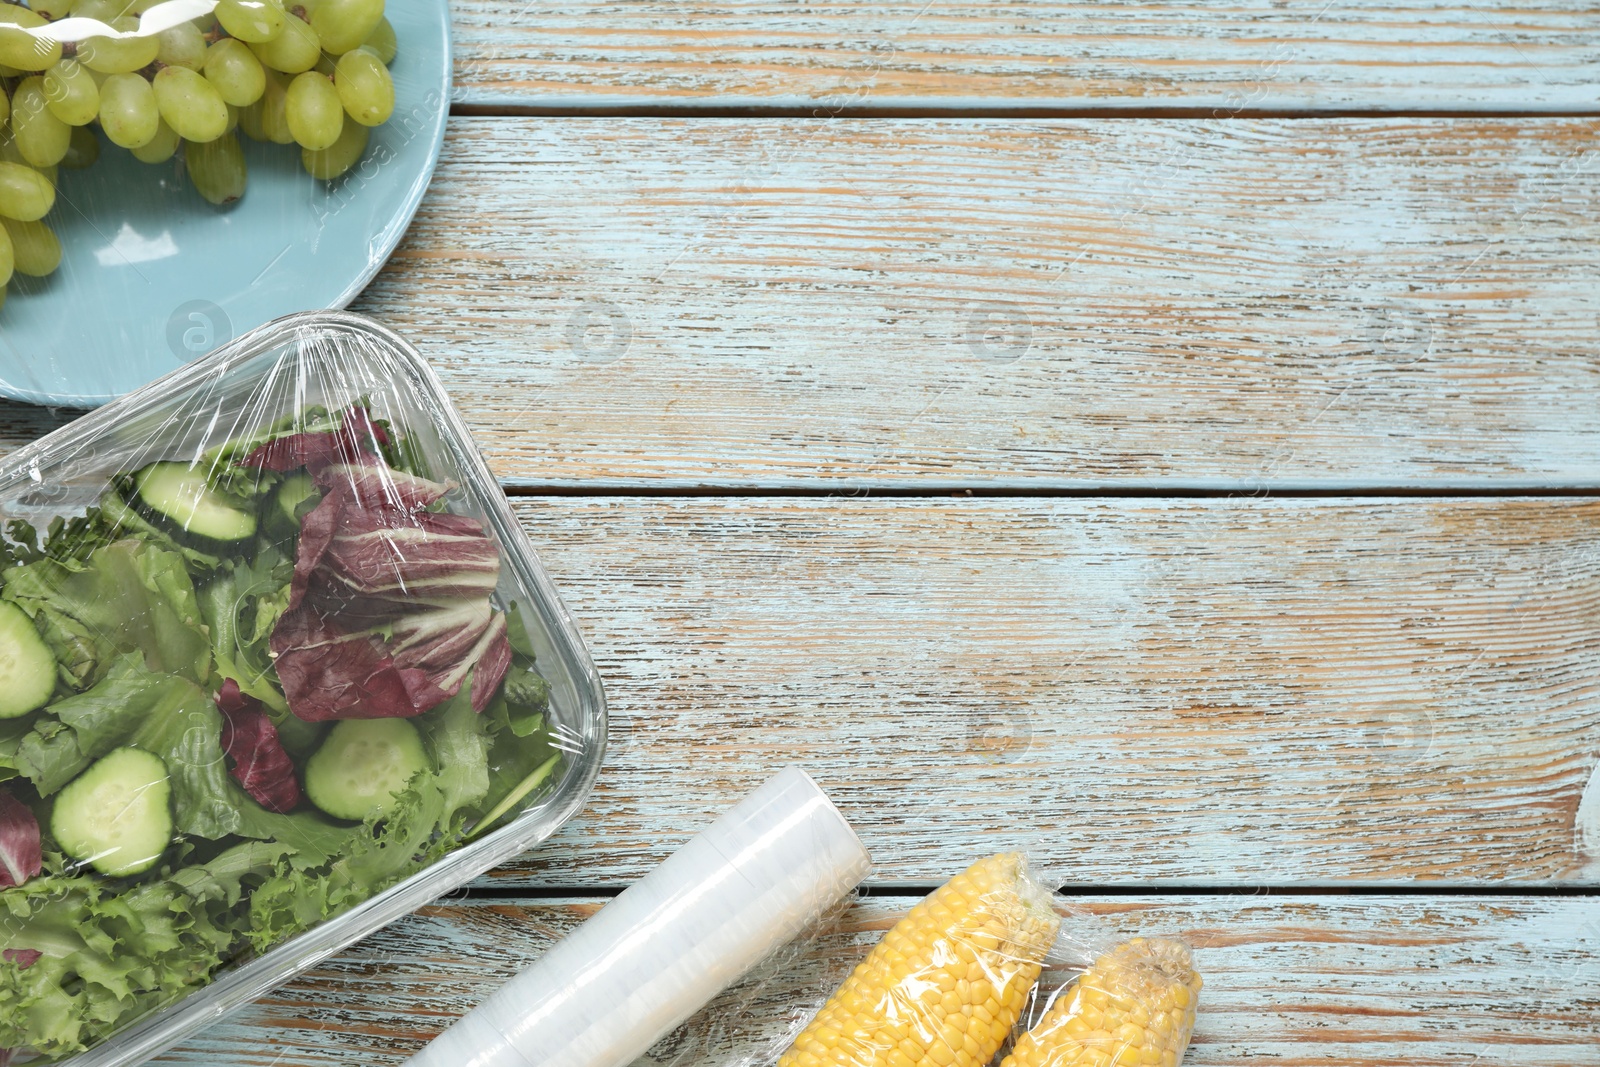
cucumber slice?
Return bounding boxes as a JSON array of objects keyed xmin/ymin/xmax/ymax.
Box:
[
  {"xmin": 130, "ymin": 461, "xmax": 257, "ymax": 545},
  {"xmin": 274, "ymin": 472, "xmax": 320, "ymax": 526},
  {"xmin": 52, "ymin": 747, "xmax": 173, "ymax": 877},
  {"xmin": 305, "ymin": 718, "xmax": 428, "ymax": 822},
  {"xmin": 0, "ymin": 601, "xmax": 55, "ymax": 718}
]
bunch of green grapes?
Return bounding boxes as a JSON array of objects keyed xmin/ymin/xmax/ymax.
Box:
[{"xmin": 0, "ymin": 0, "xmax": 397, "ymax": 306}]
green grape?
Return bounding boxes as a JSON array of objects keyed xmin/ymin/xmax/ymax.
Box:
[
  {"xmin": 204, "ymin": 39, "xmax": 267, "ymax": 106},
  {"xmin": 300, "ymin": 113, "xmax": 365, "ymax": 179},
  {"xmin": 0, "ymin": 162, "xmax": 55, "ymax": 221},
  {"xmin": 224, "ymin": 102, "xmax": 239, "ymax": 132},
  {"xmin": 0, "ymin": 8, "xmax": 64, "ymax": 73},
  {"xmin": 153, "ymin": 66, "xmax": 229, "ymax": 143},
  {"xmin": 309, "ymin": 0, "xmax": 383, "ymax": 55},
  {"xmin": 0, "ymin": 223, "xmax": 12, "ymax": 288},
  {"xmin": 71, "ymin": 0, "xmax": 129, "ymax": 19},
  {"xmin": 43, "ymin": 59, "xmax": 100, "ymax": 127},
  {"xmin": 237, "ymin": 99, "xmax": 264, "ymax": 140},
  {"xmin": 78, "ymin": 18, "xmax": 160, "ymax": 74},
  {"xmin": 30, "ymin": 0, "xmax": 76, "ymax": 21},
  {"xmin": 157, "ymin": 22, "xmax": 208, "ymax": 71},
  {"xmin": 256, "ymin": 69, "xmax": 294, "ymax": 143},
  {"xmin": 249, "ymin": 12, "xmax": 319, "ymax": 73},
  {"xmin": 63, "ymin": 123, "xmax": 99, "ymax": 168},
  {"xmin": 284, "ymin": 70, "xmax": 341, "ymax": 150},
  {"xmin": 130, "ymin": 118, "xmax": 178, "ymax": 162},
  {"xmin": 333, "ymin": 48, "xmax": 391, "ymax": 126},
  {"xmin": 2, "ymin": 216, "xmax": 62, "ymax": 276},
  {"xmin": 98, "ymin": 72, "xmax": 160, "ymax": 148},
  {"xmin": 0, "ymin": 86, "xmax": 10, "ymax": 131},
  {"xmin": 0, "ymin": 135, "xmax": 57, "ymax": 186},
  {"xmin": 217, "ymin": 0, "xmax": 287, "ymax": 44},
  {"xmin": 13, "ymin": 79, "xmax": 71, "ymax": 167},
  {"xmin": 313, "ymin": 51, "xmax": 336, "ymax": 77},
  {"xmin": 361, "ymin": 16, "xmax": 396, "ymax": 65},
  {"xmin": 186, "ymin": 130, "xmax": 246, "ymax": 204}
]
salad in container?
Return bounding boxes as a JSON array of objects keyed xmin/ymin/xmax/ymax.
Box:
[{"xmin": 0, "ymin": 312, "xmax": 607, "ymax": 1065}]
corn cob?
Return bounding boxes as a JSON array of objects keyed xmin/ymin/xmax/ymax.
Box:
[
  {"xmin": 999, "ymin": 937, "xmax": 1201, "ymax": 1067},
  {"xmin": 779, "ymin": 852, "xmax": 1061, "ymax": 1067}
]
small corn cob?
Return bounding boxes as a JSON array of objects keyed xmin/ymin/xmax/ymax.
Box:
[
  {"xmin": 999, "ymin": 937, "xmax": 1202, "ymax": 1067},
  {"xmin": 779, "ymin": 852, "xmax": 1061, "ymax": 1067}
]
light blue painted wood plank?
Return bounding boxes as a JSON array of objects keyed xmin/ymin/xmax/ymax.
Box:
[
  {"xmin": 448, "ymin": 0, "xmax": 1600, "ymax": 112},
  {"xmin": 355, "ymin": 117, "xmax": 1600, "ymax": 490},
  {"xmin": 151, "ymin": 895, "xmax": 1600, "ymax": 1066}
]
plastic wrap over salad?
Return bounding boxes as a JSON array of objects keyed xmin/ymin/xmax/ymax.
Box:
[{"xmin": 0, "ymin": 313, "xmax": 605, "ymax": 1065}]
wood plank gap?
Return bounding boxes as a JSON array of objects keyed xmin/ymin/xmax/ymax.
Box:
[
  {"xmin": 496, "ymin": 484, "xmax": 1600, "ymax": 499},
  {"xmin": 449, "ymin": 105, "xmax": 1600, "ymax": 120},
  {"xmin": 460, "ymin": 884, "xmax": 1600, "ymax": 900}
]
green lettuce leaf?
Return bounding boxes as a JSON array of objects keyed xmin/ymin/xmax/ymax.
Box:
[
  {"xmin": 498, "ymin": 660, "xmax": 551, "ymax": 737},
  {"xmin": 0, "ymin": 721, "xmax": 28, "ymax": 784},
  {"xmin": 420, "ymin": 686, "xmax": 492, "ymax": 825},
  {"xmin": 13, "ymin": 657, "xmax": 244, "ymax": 839},
  {"xmin": 227, "ymin": 794, "xmax": 356, "ymax": 870},
  {"xmin": 15, "ymin": 655, "xmax": 187, "ymax": 795},
  {"xmin": 2, "ymin": 537, "xmax": 211, "ymax": 691},
  {"xmin": 0, "ymin": 843, "xmax": 289, "ymax": 1058},
  {"xmin": 246, "ymin": 774, "xmax": 451, "ymax": 952}
]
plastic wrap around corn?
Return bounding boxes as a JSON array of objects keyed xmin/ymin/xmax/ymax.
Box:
[
  {"xmin": 1002, "ymin": 938, "xmax": 1202, "ymax": 1067},
  {"xmin": 779, "ymin": 852, "xmax": 1061, "ymax": 1067}
]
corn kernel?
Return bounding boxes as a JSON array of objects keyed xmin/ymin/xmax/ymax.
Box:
[
  {"xmin": 779, "ymin": 854, "xmax": 1060, "ymax": 1067},
  {"xmin": 998, "ymin": 939, "xmax": 1201, "ymax": 1067}
]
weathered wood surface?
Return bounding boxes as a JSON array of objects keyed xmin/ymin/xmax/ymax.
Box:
[
  {"xmin": 151, "ymin": 894, "xmax": 1600, "ymax": 1066},
  {"xmin": 448, "ymin": 1, "xmax": 1600, "ymax": 112},
  {"xmin": 348, "ymin": 117, "xmax": 1600, "ymax": 491},
  {"xmin": 0, "ymin": 399, "xmax": 77, "ymax": 459},
  {"xmin": 464, "ymin": 495, "xmax": 1600, "ymax": 888}
]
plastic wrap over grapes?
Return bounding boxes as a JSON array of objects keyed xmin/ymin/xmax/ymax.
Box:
[{"xmin": 0, "ymin": 0, "xmax": 398, "ymax": 308}]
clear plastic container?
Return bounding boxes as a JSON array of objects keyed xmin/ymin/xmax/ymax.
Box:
[{"xmin": 0, "ymin": 311, "xmax": 607, "ymax": 1066}]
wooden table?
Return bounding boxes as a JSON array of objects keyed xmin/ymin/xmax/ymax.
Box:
[{"xmin": 5, "ymin": 2, "xmax": 1600, "ymax": 1062}]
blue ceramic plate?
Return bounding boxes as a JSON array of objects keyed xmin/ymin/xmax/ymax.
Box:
[{"xmin": 0, "ymin": 0, "xmax": 450, "ymax": 407}]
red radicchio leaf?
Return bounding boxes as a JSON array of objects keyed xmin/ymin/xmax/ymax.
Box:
[
  {"xmin": 270, "ymin": 607, "xmax": 443, "ymax": 721},
  {"xmin": 269, "ymin": 451, "xmax": 511, "ymax": 722},
  {"xmin": 238, "ymin": 405, "xmax": 391, "ymax": 473},
  {"xmin": 469, "ymin": 622, "xmax": 513, "ymax": 713},
  {"xmin": 0, "ymin": 790, "xmax": 42, "ymax": 889},
  {"xmin": 215, "ymin": 680, "xmax": 302, "ymax": 813},
  {"xmin": 2, "ymin": 949, "xmax": 41, "ymax": 968}
]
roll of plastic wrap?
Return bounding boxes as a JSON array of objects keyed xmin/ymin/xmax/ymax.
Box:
[{"xmin": 405, "ymin": 767, "xmax": 871, "ymax": 1067}]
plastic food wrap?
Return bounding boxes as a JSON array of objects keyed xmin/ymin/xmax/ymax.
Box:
[
  {"xmin": 1003, "ymin": 936, "xmax": 1202, "ymax": 1067},
  {"xmin": 0, "ymin": 0, "xmax": 449, "ymax": 406},
  {"xmin": 650, "ymin": 853, "xmax": 1202, "ymax": 1067},
  {"xmin": 407, "ymin": 767, "xmax": 873, "ymax": 1067},
  {"xmin": 0, "ymin": 310, "xmax": 606, "ymax": 1065}
]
